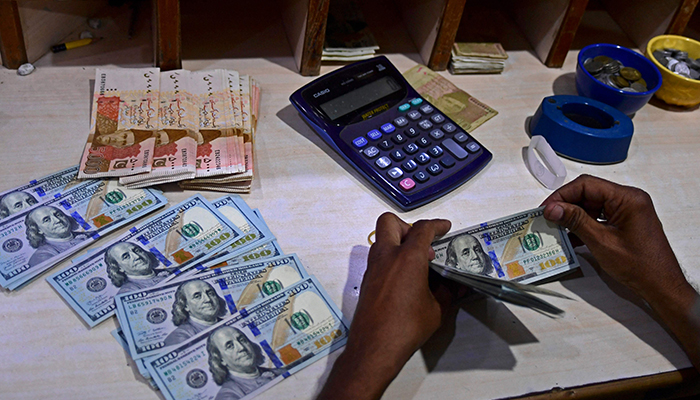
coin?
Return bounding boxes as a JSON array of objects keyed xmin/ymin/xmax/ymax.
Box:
[
  {"xmin": 584, "ymin": 58, "xmax": 604, "ymax": 74},
  {"xmin": 620, "ymin": 67, "xmax": 641, "ymax": 81},
  {"xmin": 612, "ymin": 75, "xmax": 630, "ymax": 88},
  {"xmin": 637, "ymin": 77, "xmax": 647, "ymax": 87},
  {"xmin": 630, "ymin": 82, "xmax": 647, "ymax": 92}
]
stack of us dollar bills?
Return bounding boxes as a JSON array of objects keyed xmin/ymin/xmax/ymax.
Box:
[
  {"xmin": 77, "ymin": 68, "xmax": 260, "ymax": 194},
  {"xmin": 9, "ymin": 171, "xmax": 348, "ymax": 399}
]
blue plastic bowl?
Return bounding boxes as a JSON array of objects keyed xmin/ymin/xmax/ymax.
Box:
[{"xmin": 576, "ymin": 43, "xmax": 662, "ymax": 115}]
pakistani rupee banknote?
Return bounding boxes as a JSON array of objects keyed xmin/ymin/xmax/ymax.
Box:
[
  {"xmin": 403, "ymin": 64, "xmax": 498, "ymax": 133},
  {"xmin": 146, "ymin": 275, "xmax": 348, "ymax": 400},
  {"xmin": 119, "ymin": 70, "xmax": 199, "ymax": 188},
  {"xmin": 115, "ymin": 254, "xmax": 309, "ymax": 360},
  {"xmin": 0, "ymin": 165, "xmax": 81, "ymax": 221},
  {"xmin": 0, "ymin": 180, "xmax": 167, "ymax": 290},
  {"xmin": 78, "ymin": 68, "xmax": 160, "ymax": 179},
  {"xmin": 431, "ymin": 207, "xmax": 579, "ymax": 284},
  {"xmin": 47, "ymin": 195, "xmax": 244, "ymax": 327}
]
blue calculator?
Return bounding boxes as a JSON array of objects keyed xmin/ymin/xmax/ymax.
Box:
[{"xmin": 289, "ymin": 56, "xmax": 492, "ymax": 211}]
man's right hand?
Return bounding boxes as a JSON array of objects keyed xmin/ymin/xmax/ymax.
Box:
[{"xmin": 541, "ymin": 174, "xmax": 700, "ymax": 371}]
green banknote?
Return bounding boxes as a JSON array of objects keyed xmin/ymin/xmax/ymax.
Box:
[
  {"xmin": 0, "ymin": 180, "xmax": 167, "ymax": 290},
  {"xmin": 115, "ymin": 254, "xmax": 309, "ymax": 360},
  {"xmin": 431, "ymin": 207, "xmax": 579, "ymax": 284},
  {"xmin": 47, "ymin": 195, "xmax": 243, "ymax": 327},
  {"xmin": 147, "ymin": 276, "xmax": 348, "ymax": 400}
]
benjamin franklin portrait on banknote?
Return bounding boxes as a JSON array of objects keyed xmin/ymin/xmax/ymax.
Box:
[
  {"xmin": 163, "ymin": 280, "xmax": 228, "ymax": 346},
  {"xmin": 0, "ymin": 191, "xmax": 38, "ymax": 218},
  {"xmin": 25, "ymin": 205, "xmax": 94, "ymax": 267},
  {"xmin": 105, "ymin": 242, "xmax": 169, "ymax": 294},
  {"xmin": 207, "ymin": 326, "xmax": 285, "ymax": 400},
  {"xmin": 445, "ymin": 233, "xmax": 494, "ymax": 276}
]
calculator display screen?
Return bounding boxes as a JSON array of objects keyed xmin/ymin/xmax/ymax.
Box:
[{"xmin": 319, "ymin": 76, "xmax": 401, "ymax": 121}]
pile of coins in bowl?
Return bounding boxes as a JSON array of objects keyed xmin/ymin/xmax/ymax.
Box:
[
  {"xmin": 652, "ymin": 48, "xmax": 700, "ymax": 80},
  {"xmin": 583, "ymin": 56, "xmax": 649, "ymax": 92}
]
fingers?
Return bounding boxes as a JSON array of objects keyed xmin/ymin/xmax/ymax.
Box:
[
  {"xmin": 374, "ymin": 212, "xmax": 411, "ymax": 247},
  {"xmin": 544, "ymin": 201, "xmax": 605, "ymax": 246},
  {"xmin": 402, "ymin": 218, "xmax": 452, "ymax": 252},
  {"xmin": 541, "ymin": 174, "xmax": 620, "ymax": 214}
]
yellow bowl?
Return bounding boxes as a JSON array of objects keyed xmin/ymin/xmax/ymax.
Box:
[{"xmin": 646, "ymin": 35, "xmax": 700, "ymax": 107}]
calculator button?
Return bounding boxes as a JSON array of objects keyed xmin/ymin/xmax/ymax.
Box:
[
  {"xmin": 367, "ymin": 129, "xmax": 382, "ymax": 140},
  {"xmin": 407, "ymin": 110, "xmax": 422, "ymax": 121},
  {"xmin": 352, "ymin": 137, "xmax": 368, "ymax": 148},
  {"xmin": 381, "ymin": 123, "xmax": 396, "ymax": 134},
  {"xmin": 442, "ymin": 122, "xmax": 457, "ymax": 133},
  {"xmin": 363, "ymin": 146, "xmax": 380, "ymax": 158},
  {"xmin": 454, "ymin": 132, "xmax": 469, "ymax": 143},
  {"xmin": 375, "ymin": 156, "xmax": 392, "ymax": 169},
  {"xmin": 416, "ymin": 137, "xmax": 431, "ymax": 148},
  {"xmin": 430, "ymin": 114, "xmax": 445, "ymax": 124},
  {"xmin": 429, "ymin": 129, "xmax": 444, "ymax": 140},
  {"xmin": 402, "ymin": 159, "xmax": 417, "ymax": 172},
  {"xmin": 390, "ymin": 149, "xmax": 405, "ymax": 161},
  {"xmin": 427, "ymin": 163, "xmax": 442, "ymax": 176},
  {"xmin": 414, "ymin": 171, "xmax": 429, "ymax": 183},
  {"xmin": 418, "ymin": 120, "xmax": 433, "ymax": 130},
  {"xmin": 429, "ymin": 145, "xmax": 443, "ymax": 157},
  {"xmin": 387, "ymin": 167, "xmax": 404, "ymax": 180},
  {"xmin": 405, "ymin": 127, "xmax": 419, "ymax": 137},
  {"xmin": 440, "ymin": 155, "xmax": 456, "ymax": 168},
  {"xmin": 393, "ymin": 116, "xmax": 409, "ymax": 127},
  {"xmin": 398, "ymin": 103, "xmax": 410, "ymax": 112},
  {"xmin": 441, "ymin": 139, "xmax": 468, "ymax": 160},
  {"xmin": 410, "ymin": 98, "xmax": 423, "ymax": 106},
  {"xmin": 466, "ymin": 142, "xmax": 481, "ymax": 153},
  {"xmin": 399, "ymin": 178, "xmax": 416, "ymax": 191},
  {"xmin": 392, "ymin": 133, "xmax": 407, "ymax": 144},
  {"xmin": 378, "ymin": 139, "xmax": 394, "ymax": 150},
  {"xmin": 404, "ymin": 143, "xmax": 419, "ymax": 154},
  {"xmin": 419, "ymin": 104, "xmax": 434, "ymax": 114},
  {"xmin": 415, "ymin": 152, "xmax": 431, "ymax": 164}
]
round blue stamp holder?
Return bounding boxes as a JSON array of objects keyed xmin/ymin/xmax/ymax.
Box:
[{"xmin": 529, "ymin": 95, "xmax": 634, "ymax": 164}]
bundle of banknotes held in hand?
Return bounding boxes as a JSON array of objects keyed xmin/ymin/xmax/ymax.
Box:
[
  {"xmin": 430, "ymin": 207, "xmax": 579, "ymax": 316},
  {"xmin": 77, "ymin": 67, "xmax": 260, "ymax": 193}
]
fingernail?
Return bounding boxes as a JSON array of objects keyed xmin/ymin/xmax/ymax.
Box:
[
  {"xmin": 428, "ymin": 248, "xmax": 435, "ymax": 260},
  {"xmin": 550, "ymin": 205, "xmax": 565, "ymax": 221}
]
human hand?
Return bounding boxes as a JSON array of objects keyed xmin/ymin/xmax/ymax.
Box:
[
  {"xmin": 317, "ymin": 213, "xmax": 452, "ymax": 400},
  {"xmin": 540, "ymin": 174, "xmax": 688, "ymax": 303}
]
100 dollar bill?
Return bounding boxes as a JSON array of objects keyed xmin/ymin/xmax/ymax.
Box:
[
  {"xmin": 0, "ymin": 165, "xmax": 83, "ymax": 221},
  {"xmin": 431, "ymin": 207, "xmax": 578, "ymax": 284},
  {"xmin": 47, "ymin": 195, "xmax": 243, "ymax": 327},
  {"xmin": 115, "ymin": 254, "xmax": 309, "ymax": 360},
  {"xmin": 0, "ymin": 180, "xmax": 167, "ymax": 290},
  {"xmin": 147, "ymin": 275, "xmax": 348, "ymax": 400}
]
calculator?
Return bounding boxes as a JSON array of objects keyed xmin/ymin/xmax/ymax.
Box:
[{"xmin": 289, "ymin": 56, "xmax": 492, "ymax": 211}]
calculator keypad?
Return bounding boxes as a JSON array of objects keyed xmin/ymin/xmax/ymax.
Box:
[{"xmin": 347, "ymin": 96, "xmax": 486, "ymax": 194}]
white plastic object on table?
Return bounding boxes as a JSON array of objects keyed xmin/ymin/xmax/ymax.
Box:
[{"xmin": 524, "ymin": 135, "xmax": 566, "ymax": 190}]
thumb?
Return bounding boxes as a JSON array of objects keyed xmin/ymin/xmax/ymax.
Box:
[{"xmin": 544, "ymin": 202, "xmax": 602, "ymax": 246}]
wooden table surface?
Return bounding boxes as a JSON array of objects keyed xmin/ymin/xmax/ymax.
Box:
[{"xmin": 1, "ymin": 46, "xmax": 699, "ymax": 400}]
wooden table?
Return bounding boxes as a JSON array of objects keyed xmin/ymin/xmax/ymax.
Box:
[{"xmin": 1, "ymin": 48, "xmax": 699, "ymax": 399}]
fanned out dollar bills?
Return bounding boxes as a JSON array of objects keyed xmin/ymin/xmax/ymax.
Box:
[
  {"xmin": 76, "ymin": 68, "xmax": 260, "ymax": 193},
  {"xmin": 0, "ymin": 178, "xmax": 167, "ymax": 290},
  {"xmin": 431, "ymin": 207, "xmax": 579, "ymax": 315}
]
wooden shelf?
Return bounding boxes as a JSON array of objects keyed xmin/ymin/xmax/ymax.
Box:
[{"xmin": 1, "ymin": 0, "xmax": 698, "ymax": 72}]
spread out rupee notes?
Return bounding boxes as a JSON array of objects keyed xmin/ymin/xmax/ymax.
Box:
[
  {"xmin": 0, "ymin": 165, "xmax": 81, "ymax": 222},
  {"xmin": 47, "ymin": 195, "xmax": 244, "ymax": 327},
  {"xmin": 78, "ymin": 68, "xmax": 160, "ymax": 179},
  {"xmin": 0, "ymin": 180, "xmax": 167, "ymax": 290},
  {"xmin": 403, "ymin": 64, "xmax": 498, "ymax": 133},
  {"xmin": 120, "ymin": 70, "xmax": 199, "ymax": 188},
  {"xmin": 146, "ymin": 275, "xmax": 349, "ymax": 400},
  {"xmin": 115, "ymin": 254, "xmax": 309, "ymax": 360},
  {"xmin": 431, "ymin": 207, "xmax": 579, "ymax": 285}
]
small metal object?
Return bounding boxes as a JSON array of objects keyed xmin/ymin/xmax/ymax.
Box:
[
  {"xmin": 17, "ymin": 63, "xmax": 35, "ymax": 76},
  {"xmin": 79, "ymin": 31, "xmax": 94, "ymax": 39},
  {"xmin": 620, "ymin": 67, "xmax": 641, "ymax": 81}
]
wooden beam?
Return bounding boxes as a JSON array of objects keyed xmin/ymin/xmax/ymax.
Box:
[
  {"xmin": 0, "ymin": 0, "xmax": 28, "ymax": 69},
  {"xmin": 667, "ymin": 0, "xmax": 700, "ymax": 35},
  {"xmin": 300, "ymin": 0, "xmax": 330, "ymax": 76},
  {"xmin": 427, "ymin": 0, "xmax": 468, "ymax": 71},
  {"xmin": 544, "ymin": 0, "xmax": 589, "ymax": 68},
  {"xmin": 153, "ymin": 0, "xmax": 182, "ymax": 71}
]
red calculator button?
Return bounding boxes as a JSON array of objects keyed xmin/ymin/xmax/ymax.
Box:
[{"xmin": 399, "ymin": 178, "xmax": 416, "ymax": 191}]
